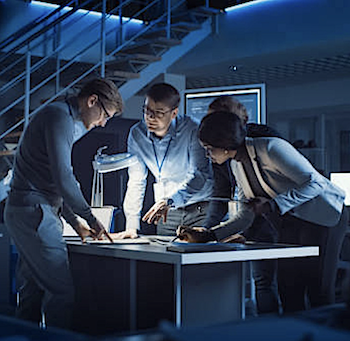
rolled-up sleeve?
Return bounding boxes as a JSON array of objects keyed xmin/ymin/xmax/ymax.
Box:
[
  {"xmin": 123, "ymin": 131, "xmax": 148, "ymax": 231},
  {"xmin": 171, "ymin": 128, "xmax": 213, "ymax": 206}
]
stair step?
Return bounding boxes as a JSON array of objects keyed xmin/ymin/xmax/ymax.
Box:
[
  {"xmin": 142, "ymin": 21, "xmax": 202, "ymax": 39},
  {"xmin": 190, "ymin": 6, "xmax": 222, "ymax": 16},
  {"xmin": 106, "ymin": 53, "xmax": 162, "ymax": 73},
  {"xmin": 107, "ymin": 53, "xmax": 162, "ymax": 65},
  {"xmin": 108, "ymin": 70, "xmax": 140, "ymax": 80},
  {"xmin": 121, "ymin": 37, "xmax": 181, "ymax": 55},
  {"xmin": 0, "ymin": 150, "xmax": 15, "ymax": 157},
  {"xmin": 3, "ymin": 131, "xmax": 22, "ymax": 143}
]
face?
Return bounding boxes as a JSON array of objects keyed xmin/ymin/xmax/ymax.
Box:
[
  {"xmin": 80, "ymin": 94, "xmax": 118, "ymax": 130},
  {"xmin": 143, "ymin": 97, "xmax": 178, "ymax": 137},
  {"xmin": 201, "ymin": 143, "xmax": 237, "ymax": 164}
]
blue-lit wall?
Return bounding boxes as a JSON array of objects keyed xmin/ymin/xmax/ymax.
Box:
[{"xmin": 0, "ymin": 0, "xmax": 143, "ymax": 62}]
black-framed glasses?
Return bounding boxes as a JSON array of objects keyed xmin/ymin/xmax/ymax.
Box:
[
  {"xmin": 142, "ymin": 104, "xmax": 175, "ymax": 119},
  {"xmin": 99, "ymin": 100, "xmax": 118, "ymax": 120}
]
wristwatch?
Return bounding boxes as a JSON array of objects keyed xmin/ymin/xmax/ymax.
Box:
[{"xmin": 166, "ymin": 198, "xmax": 174, "ymax": 207}]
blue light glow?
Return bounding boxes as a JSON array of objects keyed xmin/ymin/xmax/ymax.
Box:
[
  {"xmin": 225, "ymin": 0, "xmax": 276, "ymax": 12},
  {"xmin": 31, "ymin": 0, "xmax": 143, "ymax": 23}
]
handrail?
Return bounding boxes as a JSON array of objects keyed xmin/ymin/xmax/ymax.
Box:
[
  {"xmin": 0, "ymin": 0, "xmax": 77, "ymax": 51},
  {"xmin": 0, "ymin": 0, "xmax": 116, "ymax": 94},
  {"xmin": 0, "ymin": 0, "xmax": 95, "ymax": 65},
  {"xmin": 0, "ymin": 0, "xmax": 192, "ymax": 141}
]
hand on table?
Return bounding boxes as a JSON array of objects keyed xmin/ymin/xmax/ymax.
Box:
[
  {"xmin": 142, "ymin": 200, "xmax": 170, "ymax": 225},
  {"xmin": 109, "ymin": 230, "xmax": 138, "ymax": 240},
  {"xmin": 73, "ymin": 221, "xmax": 97, "ymax": 243},
  {"xmin": 176, "ymin": 226, "xmax": 217, "ymax": 243},
  {"xmin": 220, "ymin": 233, "xmax": 246, "ymax": 244},
  {"xmin": 88, "ymin": 218, "xmax": 113, "ymax": 243}
]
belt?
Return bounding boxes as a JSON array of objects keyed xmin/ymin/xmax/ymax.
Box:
[{"xmin": 178, "ymin": 201, "xmax": 209, "ymax": 212}]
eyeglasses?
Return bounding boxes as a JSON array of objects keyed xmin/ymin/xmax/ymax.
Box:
[
  {"xmin": 142, "ymin": 104, "xmax": 175, "ymax": 119},
  {"xmin": 99, "ymin": 100, "xmax": 118, "ymax": 121}
]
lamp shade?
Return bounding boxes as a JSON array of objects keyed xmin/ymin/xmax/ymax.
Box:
[{"xmin": 92, "ymin": 152, "xmax": 137, "ymax": 173}]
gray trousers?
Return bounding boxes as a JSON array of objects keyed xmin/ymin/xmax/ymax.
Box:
[
  {"xmin": 4, "ymin": 202, "xmax": 74, "ymax": 329},
  {"xmin": 157, "ymin": 201, "xmax": 209, "ymax": 236}
]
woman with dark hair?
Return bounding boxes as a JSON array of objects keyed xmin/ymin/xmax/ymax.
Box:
[{"xmin": 179, "ymin": 111, "xmax": 348, "ymax": 314}]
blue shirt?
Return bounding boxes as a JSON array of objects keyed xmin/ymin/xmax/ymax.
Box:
[{"xmin": 123, "ymin": 115, "xmax": 213, "ymax": 231}]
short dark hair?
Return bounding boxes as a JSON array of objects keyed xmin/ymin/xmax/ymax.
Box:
[
  {"xmin": 79, "ymin": 78, "xmax": 123, "ymax": 114},
  {"xmin": 146, "ymin": 83, "xmax": 180, "ymax": 109},
  {"xmin": 198, "ymin": 111, "xmax": 246, "ymax": 150}
]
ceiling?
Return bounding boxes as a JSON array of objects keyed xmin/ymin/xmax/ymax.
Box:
[
  {"xmin": 167, "ymin": 0, "xmax": 350, "ymax": 90},
  {"xmin": 180, "ymin": 50, "xmax": 350, "ymax": 90},
  {"xmin": 26, "ymin": 0, "xmax": 350, "ymax": 91},
  {"xmin": 38, "ymin": 0, "xmax": 257, "ymax": 14}
]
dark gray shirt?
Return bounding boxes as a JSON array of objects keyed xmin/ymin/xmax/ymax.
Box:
[{"xmin": 9, "ymin": 97, "xmax": 94, "ymax": 225}]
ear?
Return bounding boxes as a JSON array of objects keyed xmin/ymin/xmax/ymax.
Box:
[
  {"xmin": 87, "ymin": 94, "xmax": 98, "ymax": 108},
  {"xmin": 171, "ymin": 107, "xmax": 179, "ymax": 119}
]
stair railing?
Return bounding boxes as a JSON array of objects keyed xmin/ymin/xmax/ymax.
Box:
[{"xmin": 0, "ymin": 0, "xmax": 188, "ymax": 141}]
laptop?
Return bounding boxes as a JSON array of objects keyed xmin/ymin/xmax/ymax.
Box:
[{"xmin": 62, "ymin": 206, "xmax": 114, "ymax": 239}]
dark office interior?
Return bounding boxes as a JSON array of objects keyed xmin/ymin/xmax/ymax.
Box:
[{"xmin": 1, "ymin": 0, "xmax": 350, "ymax": 340}]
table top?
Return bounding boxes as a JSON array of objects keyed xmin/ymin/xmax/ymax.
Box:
[{"xmin": 67, "ymin": 236, "xmax": 319, "ymax": 265}]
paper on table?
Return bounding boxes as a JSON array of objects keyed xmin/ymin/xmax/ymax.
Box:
[{"xmin": 87, "ymin": 237, "xmax": 150, "ymax": 245}]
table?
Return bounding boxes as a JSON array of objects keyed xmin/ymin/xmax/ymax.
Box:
[{"xmin": 67, "ymin": 239, "xmax": 318, "ymax": 336}]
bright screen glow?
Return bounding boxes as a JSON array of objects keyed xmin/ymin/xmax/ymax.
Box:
[
  {"xmin": 185, "ymin": 84, "xmax": 266, "ymax": 125},
  {"xmin": 330, "ymin": 173, "xmax": 350, "ymax": 206}
]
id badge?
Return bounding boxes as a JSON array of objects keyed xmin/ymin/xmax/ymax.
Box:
[{"xmin": 228, "ymin": 201, "xmax": 238, "ymax": 219}]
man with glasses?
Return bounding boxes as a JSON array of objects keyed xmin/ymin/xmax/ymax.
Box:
[
  {"xmin": 117, "ymin": 82, "xmax": 212, "ymax": 238},
  {"xmin": 4, "ymin": 78, "xmax": 123, "ymax": 330}
]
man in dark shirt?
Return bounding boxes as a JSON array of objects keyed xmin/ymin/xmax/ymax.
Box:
[{"xmin": 4, "ymin": 78, "xmax": 123, "ymax": 329}]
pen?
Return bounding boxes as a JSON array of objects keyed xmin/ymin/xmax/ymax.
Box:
[{"xmin": 103, "ymin": 229, "xmax": 114, "ymax": 243}]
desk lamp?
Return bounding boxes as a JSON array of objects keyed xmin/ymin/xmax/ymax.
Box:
[{"xmin": 91, "ymin": 146, "xmax": 137, "ymax": 207}]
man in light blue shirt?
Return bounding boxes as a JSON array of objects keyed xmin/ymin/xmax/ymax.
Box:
[{"xmin": 119, "ymin": 83, "xmax": 213, "ymax": 237}]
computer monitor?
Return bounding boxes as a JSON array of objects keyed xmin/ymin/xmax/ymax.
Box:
[
  {"xmin": 330, "ymin": 173, "xmax": 350, "ymax": 206},
  {"xmin": 184, "ymin": 83, "xmax": 266, "ymax": 125}
]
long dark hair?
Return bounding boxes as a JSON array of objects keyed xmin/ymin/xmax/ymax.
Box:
[{"xmin": 198, "ymin": 111, "xmax": 246, "ymax": 150}]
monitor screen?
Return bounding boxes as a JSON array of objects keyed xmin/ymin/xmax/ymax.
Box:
[
  {"xmin": 184, "ymin": 84, "xmax": 266, "ymax": 125},
  {"xmin": 330, "ymin": 173, "xmax": 350, "ymax": 206}
]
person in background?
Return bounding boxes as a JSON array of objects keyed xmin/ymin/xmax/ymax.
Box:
[
  {"xmin": 178, "ymin": 111, "xmax": 348, "ymax": 314},
  {"xmin": 204, "ymin": 96, "xmax": 282, "ymax": 315},
  {"xmin": 4, "ymin": 78, "xmax": 123, "ymax": 329},
  {"xmin": 118, "ymin": 82, "xmax": 212, "ymax": 238}
]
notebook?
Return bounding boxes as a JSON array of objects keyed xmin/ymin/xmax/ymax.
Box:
[{"xmin": 166, "ymin": 242, "xmax": 246, "ymax": 253}]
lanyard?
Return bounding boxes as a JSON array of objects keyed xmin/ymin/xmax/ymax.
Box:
[{"xmin": 152, "ymin": 137, "xmax": 172, "ymax": 181}]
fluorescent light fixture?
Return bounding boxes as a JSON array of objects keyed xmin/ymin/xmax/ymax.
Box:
[
  {"xmin": 31, "ymin": 0, "xmax": 143, "ymax": 23},
  {"xmin": 225, "ymin": 0, "xmax": 275, "ymax": 12}
]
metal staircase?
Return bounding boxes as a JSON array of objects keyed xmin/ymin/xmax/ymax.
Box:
[{"xmin": 0, "ymin": 0, "xmax": 220, "ymax": 160}]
